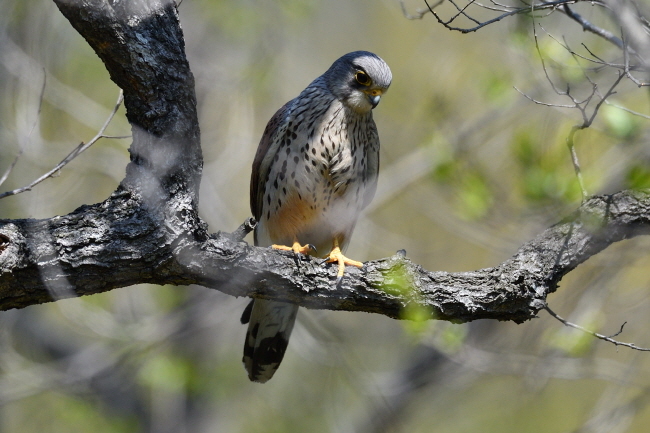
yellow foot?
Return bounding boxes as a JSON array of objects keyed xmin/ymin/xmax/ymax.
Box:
[
  {"xmin": 326, "ymin": 246, "xmax": 363, "ymax": 282},
  {"xmin": 272, "ymin": 241, "xmax": 316, "ymax": 256}
]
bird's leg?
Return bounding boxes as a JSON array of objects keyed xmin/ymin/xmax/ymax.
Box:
[
  {"xmin": 325, "ymin": 238, "xmax": 363, "ymax": 284},
  {"xmin": 272, "ymin": 239, "xmax": 316, "ymax": 256}
]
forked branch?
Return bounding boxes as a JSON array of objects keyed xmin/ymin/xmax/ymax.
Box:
[{"xmin": 0, "ymin": 91, "xmax": 127, "ymax": 200}]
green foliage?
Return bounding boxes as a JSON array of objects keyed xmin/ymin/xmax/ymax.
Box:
[
  {"xmin": 436, "ymin": 321, "xmax": 468, "ymax": 353},
  {"xmin": 455, "ymin": 170, "xmax": 494, "ymax": 220},
  {"xmin": 432, "ymin": 158, "xmax": 457, "ymax": 182},
  {"xmin": 626, "ymin": 164, "xmax": 650, "ymax": 189},
  {"xmin": 511, "ymin": 127, "xmax": 584, "ymax": 205},
  {"xmin": 400, "ymin": 302, "xmax": 433, "ymax": 335},
  {"xmin": 432, "ymin": 156, "xmax": 494, "ymax": 220},
  {"xmin": 603, "ymin": 105, "xmax": 643, "ymax": 141},
  {"xmin": 4, "ymin": 392, "xmax": 137, "ymax": 433},
  {"xmin": 377, "ymin": 263, "xmax": 413, "ymax": 297},
  {"xmin": 138, "ymin": 354, "xmax": 191, "ymax": 393},
  {"xmin": 546, "ymin": 314, "xmax": 601, "ymax": 357},
  {"xmin": 481, "ymin": 72, "xmax": 515, "ymax": 106},
  {"xmin": 376, "ymin": 265, "xmax": 438, "ymax": 335}
]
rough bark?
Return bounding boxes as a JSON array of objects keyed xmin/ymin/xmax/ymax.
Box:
[{"xmin": 0, "ymin": 0, "xmax": 648, "ymax": 323}]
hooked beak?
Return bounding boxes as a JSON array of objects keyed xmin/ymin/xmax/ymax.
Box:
[{"xmin": 366, "ymin": 89, "xmax": 384, "ymax": 109}]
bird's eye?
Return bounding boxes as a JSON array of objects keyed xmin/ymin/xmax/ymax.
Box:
[{"xmin": 355, "ymin": 71, "xmax": 372, "ymax": 86}]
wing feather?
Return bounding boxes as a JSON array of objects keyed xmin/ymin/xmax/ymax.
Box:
[
  {"xmin": 362, "ymin": 120, "xmax": 380, "ymax": 210},
  {"xmin": 250, "ymin": 99, "xmax": 294, "ymax": 225}
]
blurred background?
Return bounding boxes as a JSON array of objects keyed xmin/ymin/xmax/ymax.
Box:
[{"xmin": 1, "ymin": 0, "xmax": 650, "ymax": 432}]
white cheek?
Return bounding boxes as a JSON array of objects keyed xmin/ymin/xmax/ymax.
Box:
[{"xmin": 346, "ymin": 92, "xmax": 372, "ymax": 113}]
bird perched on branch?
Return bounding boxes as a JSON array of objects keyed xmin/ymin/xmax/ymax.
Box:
[{"xmin": 241, "ymin": 51, "xmax": 392, "ymax": 383}]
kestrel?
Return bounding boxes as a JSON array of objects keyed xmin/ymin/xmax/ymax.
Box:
[{"xmin": 241, "ymin": 51, "xmax": 392, "ymax": 383}]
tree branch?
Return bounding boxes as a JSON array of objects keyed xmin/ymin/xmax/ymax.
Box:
[
  {"xmin": 53, "ymin": 0, "xmax": 203, "ymax": 199},
  {"xmin": 562, "ymin": 4, "xmax": 625, "ymax": 50},
  {"xmin": 0, "ymin": 91, "xmax": 127, "ymax": 200},
  {"xmin": 1, "ymin": 188, "xmax": 648, "ymax": 323},
  {"xmin": 0, "ymin": 1, "xmax": 648, "ymax": 330},
  {"xmin": 544, "ymin": 306, "xmax": 650, "ymax": 351}
]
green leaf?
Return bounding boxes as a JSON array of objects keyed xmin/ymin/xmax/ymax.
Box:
[
  {"xmin": 603, "ymin": 105, "xmax": 641, "ymax": 140},
  {"xmin": 138, "ymin": 355, "xmax": 189, "ymax": 393},
  {"xmin": 626, "ymin": 164, "xmax": 650, "ymax": 189},
  {"xmin": 456, "ymin": 171, "xmax": 493, "ymax": 220}
]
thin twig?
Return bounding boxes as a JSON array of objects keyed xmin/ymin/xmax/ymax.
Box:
[
  {"xmin": 428, "ymin": 0, "xmax": 523, "ymax": 33},
  {"xmin": 399, "ymin": 0, "xmax": 438, "ymax": 19},
  {"xmin": 0, "ymin": 90, "xmax": 127, "ymax": 200},
  {"xmin": 0, "ymin": 69, "xmax": 47, "ymax": 188},
  {"xmin": 543, "ymin": 30, "xmax": 613, "ymax": 71},
  {"xmin": 562, "ymin": 4, "xmax": 624, "ymax": 50},
  {"xmin": 568, "ymin": 72, "xmax": 625, "ymax": 201},
  {"xmin": 604, "ymin": 101, "xmax": 650, "ymax": 119},
  {"xmin": 544, "ymin": 306, "xmax": 650, "ymax": 352},
  {"xmin": 622, "ymin": 31, "xmax": 650, "ymax": 87},
  {"xmin": 444, "ymin": 0, "xmax": 484, "ymax": 26},
  {"xmin": 566, "ymin": 126, "xmax": 588, "ymax": 201},
  {"xmin": 427, "ymin": 0, "xmax": 584, "ymax": 33},
  {"xmin": 585, "ymin": 71, "xmax": 625, "ymax": 126},
  {"xmin": 580, "ymin": 43, "xmax": 608, "ymax": 65},
  {"xmin": 523, "ymin": 21, "xmax": 630, "ymax": 201},
  {"xmin": 513, "ymin": 87, "xmax": 575, "ymax": 107},
  {"xmin": 534, "ymin": 24, "xmax": 569, "ymax": 96}
]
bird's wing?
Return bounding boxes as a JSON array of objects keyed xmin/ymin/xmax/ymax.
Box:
[
  {"xmin": 362, "ymin": 120, "xmax": 380, "ymax": 210},
  {"xmin": 250, "ymin": 99, "xmax": 294, "ymax": 224},
  {"xmin": 245, "ymin": 99, "xmax": 299, "ymax": 383}
]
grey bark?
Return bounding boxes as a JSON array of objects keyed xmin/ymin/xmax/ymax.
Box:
[{"xmin": 0, "ymin": 0, "xmax": 648, "ymax": 324}]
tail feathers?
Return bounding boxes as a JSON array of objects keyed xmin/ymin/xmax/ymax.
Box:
[
  {"xmin": 240, "ymin": 299, "xmax": 254, "ymax": 324},
  {"xmin": 242, "ymin": 299, "xmax": 298, "ymax": 383}
]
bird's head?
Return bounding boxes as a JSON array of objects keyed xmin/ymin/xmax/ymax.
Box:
[{"xmin": 324, "ymin": 51, "xmax": 392, "ymax": 114}]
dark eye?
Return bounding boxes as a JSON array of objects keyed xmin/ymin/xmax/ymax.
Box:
[{"xmin": 355, "ymin": 71, "xmax": 372, "ymax": 86}]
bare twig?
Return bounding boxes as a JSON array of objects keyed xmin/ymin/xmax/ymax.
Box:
[
  {"xmin": 424, "ymin": 0, "xmax": 649, "ymax": 81},
  {"xmin": 580, "ymin": 43, "xmax": 609, "ymax": 65},
  {"xmin": 562, "ymin": 4, "xmax": 625, "ymax": 50},
  {"xmin": 427, "ymin": 0, "xmax": 525, "ymax": 33},
  {"xmin": 0, "ymin": 90, "xmax": 127, "ymax": 200},
  {"xmin": 622, "ymin": 32, "xmax": 650, "ymax": 87},
  {"xmin": 542, "ymin": 29, "xmax": 616, "ymax": 71},
  {"xmin": 426, "ymin": 0, "xmax": 587, "ymax": 34},
  {"xmin": 604, "ymin": 100, "xmax": 650, "ymax": 119},
  {"xmin": 399, "ymin": 0, "xmax": 439, "ymax": 19},
  {"xmin": 585, "ymin": 71, "xmax": 625, "ymax": 126},
  {"xmin": 521, "ymin": 22, "xmax": 629, "ymax": 200},
  {"xmin": 544, "ymin": 306, "xmax": 650, "ymax": 352},
  {"xmin": 566, "ymin": 126, "xmax": 589, "ymax": 201},
  {"xmin": 0, "ymin": 69, "xmax": 47, "ymax": 188},
  {"xmin": 567, "ymin": 72, "xmax": 625, "ymax": 200},
  {"xmin": 513, "ymin": 88, "xmax": 574, "ymax": 107}
]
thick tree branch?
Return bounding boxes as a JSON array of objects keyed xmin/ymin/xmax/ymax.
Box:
[
  {"xmin": 0, "ymin": 1, "xmax": 648, "ymax": 327},
  {"xmin": 1, "ymin": 189, "xmax": 648, "ymax": 323},
  {"xmin": 54, "ymin": 0, "xmax": 203, "ymax": 204}
]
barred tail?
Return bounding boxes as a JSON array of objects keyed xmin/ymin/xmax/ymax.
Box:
[{"xmin": 241, "ymin": 299, "xmax": 299, "ymax": 383}]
